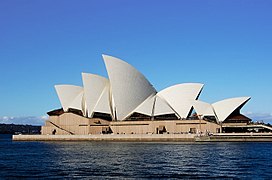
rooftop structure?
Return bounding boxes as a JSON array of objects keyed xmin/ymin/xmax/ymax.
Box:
[
  {"xmin": 42, "ymin": 54, "xmax": 261, "ymax": 136},
  {"xmin": 53, "ymin": 54, "xmax": 250, "ymax": 123}
]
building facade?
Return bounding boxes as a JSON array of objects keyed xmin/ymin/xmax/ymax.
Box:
[{"xmin": 42, "ymin": 55, "xmax": 259, "ymax": 135}]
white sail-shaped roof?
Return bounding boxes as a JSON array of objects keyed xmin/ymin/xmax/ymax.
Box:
[
  {"xmin": 154, "ymin": 96, "xmax": 176, "ymax": 116},
  {"xmin": 133, "ymin": 94, "xmax": 177, "ymax": 116},
  {"xmin": 134, "ymin": 94, "xmax": 156, "ymax": 116},
  {"xmin": 212, "ymin": 97, "xmax": 251, "ymax": 122},
  {"xmin": 158, "ymin": 83, "xmax": 204, "ymax": 119},
  {"xmin": 82, "ymin": 73, "xmax": 109, "ymax": 117},
  {"xmin": 103, "ymin": 54, "xmax": 157, "ymax": 120},
  {"xmin": 193, "ymin": 100, "xmax": 216, "ymax": 117},
  {"xmin": 93, "ymin": 82, "xmax": 111, "ymax": 114},
  {"xmin": 55, "ymin": 85, "xmax": 84, "ymax": 112}
]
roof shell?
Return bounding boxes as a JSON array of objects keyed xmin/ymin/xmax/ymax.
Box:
[
  {"xmin": 93, "ymin": 81, "xmax": 112, "ymax": 115},
  {"xmin": 103, "ymin": 54, "xmax": 157, "ymax": 120},
  {"xmin": 212, "ymin": 97, "xmax": 251, "ymax": 122},
  {"xmin": 158, "ymin": 83, "xmax": 204, "ymax": 118},
  {"xmin": 133, "ymin": 94, "xmax": 156, "ymax": 116},
  {"xmin": 133, "ymin": 94, "xmax": 175, "ymax": 116},
  {"xmin": 153, "ymin": 96, "xmax": 176, "ymax": 116},
  {"xmin": 193, "ymin": 100, "xmax": 215, "ymax": 117},
  {"xmin": 55, "ymin": 85, "xmax": 84, "ymax": 112},
  {"xmin": 82, "ymin": 73, "xmax": 110, "ymax": 117}
]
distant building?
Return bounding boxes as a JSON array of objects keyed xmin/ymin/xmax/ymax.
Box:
[{"xmin": 42, "ymin": 55, "xmax": 271, "ymax": 135}]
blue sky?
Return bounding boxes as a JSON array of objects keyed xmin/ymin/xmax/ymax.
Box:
[{"xmin": 0, "ymin": 0, "xmax": 272, "ymax": 125}]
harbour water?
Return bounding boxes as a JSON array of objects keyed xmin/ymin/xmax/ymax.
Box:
[{"xmin": 1, "ymin": 134, "xmax": 272, "ymax": 179}]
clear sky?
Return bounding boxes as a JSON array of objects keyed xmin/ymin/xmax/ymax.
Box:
[{"xmin": 0, "ymin": 0, "xmax": 272, "ymax": 125}]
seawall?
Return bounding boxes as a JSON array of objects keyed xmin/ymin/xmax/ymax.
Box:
[
  {"xmin": 195, "ymin": 133, "xmax": 272, "ymax": 142},
  {"xmin": 13, "ymin": 133, "xmax": 272, "ymax": 142},
  {"xmin": 12, "ymin": 134, "xmax": 195, "ymax": 142}
]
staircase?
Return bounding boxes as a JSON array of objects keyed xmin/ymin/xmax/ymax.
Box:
[{"xmin": 48, "ymin": 121, "xmax": 75, "ymax": 135}]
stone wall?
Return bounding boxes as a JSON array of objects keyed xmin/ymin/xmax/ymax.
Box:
[{"xmin": 42, "ymin": 113, "xmax": 221, "ymax": 135}]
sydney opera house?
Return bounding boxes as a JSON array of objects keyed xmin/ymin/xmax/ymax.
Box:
[{"xmin": 41, "ymin": 55, "xmax": 261, "ymax": 135}]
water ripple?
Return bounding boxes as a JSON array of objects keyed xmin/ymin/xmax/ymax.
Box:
[{"xmin": 1, "ymin": 135, "xmax": 272, "ymax": 179}]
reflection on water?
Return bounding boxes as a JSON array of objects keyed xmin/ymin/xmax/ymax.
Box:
[{"xmin": 0, "ymin": 135, "xmax": 272, "ymax": 178}]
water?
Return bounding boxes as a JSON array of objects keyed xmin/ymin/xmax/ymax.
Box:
[{"xmin": 1, "ymin": 134, "xmax": 272, "ymax": 179}]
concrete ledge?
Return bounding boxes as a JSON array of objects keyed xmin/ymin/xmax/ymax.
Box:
[
  {"xmin": 214, "ymin": 132, "xmax": 272, "ymax": 136},
  {"xmin": 195, "ymin": 133, "xmax": 272, "ymax": 142},
  {"xmin": 209, "ymin": 136, "xmax": 272, "ymax": 142},
  {"xmin": 13, "ymin": 133, "xmax": 272, "ymax": 142},
  {"xmin": 12, "ymin": 134, "xmax": 195, "ymax": 142}
]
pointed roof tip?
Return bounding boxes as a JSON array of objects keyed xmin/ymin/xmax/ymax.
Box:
[
  {"xmin": 102, "ymin": 54, "xmax": 133, "ymax": 72},
  {"xmin": 102, "ymin": 54, "xmax": 125, "ymax": 63},
  {"xmin": 235, "ymin": 96, "xmax": 251, "ymax": 99},
  {"xmin": 54, "ymin": 84, "xmax": 65, "ymax": 88},
  {"xmin": 212, "ymin": 96, "xmax": 251, "ymax": 122},
  {"xmin": 213, "ymin": 96, "xmax": 251, "ymax": 104},
  {"xmin": 54, "ymin": 84, "xmax": 83, "ymax": 89},
  {"xmin": 82, "ymin": 72, "xmax": 95, "ymax": 77},
  {"xmin": 102, "ymin": 54, "xmax": 112, "ymax": 59},
  {"xmin": 102, "ymin": 54, "xmax": 115, "ymax": 64},
  {"xmin": 240, "ymin": 96, "xmax": 251, "ymax": 101},
  {"xmin": 242, "ymin": 96, "xmax": 251, "ymax": 103}
]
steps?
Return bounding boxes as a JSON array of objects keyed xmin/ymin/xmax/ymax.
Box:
[{"xmin": 48, "ymin": 121, "xmax": 75, "ymax": 135}]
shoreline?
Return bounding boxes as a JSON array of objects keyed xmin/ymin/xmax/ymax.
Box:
[
  {"xmin": 12, "ymin": 134, "xmax": 195, "ymax": 142},
  {"xmin": 12, "ymin": 133, "xmax": 272, "ymax": 142}
]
